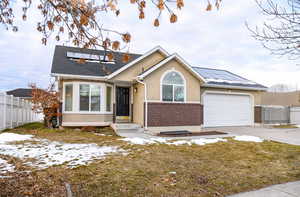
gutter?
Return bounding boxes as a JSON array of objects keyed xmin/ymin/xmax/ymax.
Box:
[
  {"xmin": 202, "ymin": 83, "xmax": 268, "ymax": 91},
  {"xmin": 136, "ymin": 77, "xmax": 148, "ymax": 130},
  {"xmin": 51, "ymin": 73, "xmax": 108, "ymax": 80}
]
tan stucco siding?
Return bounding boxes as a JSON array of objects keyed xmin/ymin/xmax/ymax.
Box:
[
  {"xmin": 62, "ymin": 114, "xmax": 113, "ymax": 122},
  {"xmin": 112, "ymin": 51, "xmax": 166, "ymax": 81},
  {"xmin": 143, "ymin": 59, "xmax": 202, "ymax": 102},
  {"xmin": 200, "ymin": 87, "xmax": 263, "ymax": 105},
  {"xmin": 132, "ymin": 82, "xmax": 144, "ymax": 125}
]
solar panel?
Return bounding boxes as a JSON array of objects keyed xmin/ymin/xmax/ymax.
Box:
[
  {"xmin": 66, "ymin": 51, "xmax": 115, "ymax": 63},
  {"xmin": 66, "ymin": 51, "xmax": 100, "ymax": 60},
  {"xmin": 192, "ymin": 67, "xmax": 255, "ymax": 84}
]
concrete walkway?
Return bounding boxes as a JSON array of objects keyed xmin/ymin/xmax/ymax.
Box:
[
  {"xmin": 115, "ymin": 129, "xmax": 234, "ymax": 140},
  {"xmin": 207, "ymin": 126, "xmax": 300, "ymax": 146},
  {"xmin": 229, "ymin": 181, "xmax": 300, "ymax": 197}
]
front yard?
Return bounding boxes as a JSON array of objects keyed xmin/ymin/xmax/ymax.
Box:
[{"xmin": 1, "ymin": 123, "xmax": 300, "ymax": 197}]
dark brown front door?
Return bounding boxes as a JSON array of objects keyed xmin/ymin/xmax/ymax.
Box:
[{"xmin": 116, "ymin": 87, "xmax": 130, "ymax": 116}]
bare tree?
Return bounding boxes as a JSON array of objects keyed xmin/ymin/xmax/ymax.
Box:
[
  {"xmin": 248, "ymin": 0, "xmax": 300, "ymax": 58},
  {"xmin": 0, "ymin": 0, "xmax": 221, "ymax": 53}
]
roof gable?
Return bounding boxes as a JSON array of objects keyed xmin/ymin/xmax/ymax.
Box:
[
  {"xmin": 107, "ymin": 46, "xmax": 169, "ymax": 79},
  {"xmin": 137, "ymin": 53, "xmax": 206, "ymax": 82}
]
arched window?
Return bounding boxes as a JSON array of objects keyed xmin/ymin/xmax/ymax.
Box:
[{"xmin": 161, "ymin": 71, "xmax": 185, "ymax": 102}]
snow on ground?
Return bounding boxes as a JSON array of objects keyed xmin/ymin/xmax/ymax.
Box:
[
  {"xmin": 234, "ymin": 135, "xmax": 264, "ymax": 142},
  {"xmin": 0, "ymin": 133, "xmax": 33, "ymax": 144},
  {"xmin": 0, "ymin": 133, "xmax": 125, "ymax": 174},
  {"xmin": 0, "ymin": 158, "xmax": 15, "ymax": 174},
  {"xmin": 120, "ymin": 137, "xmax": 227, "ymax": 146}
]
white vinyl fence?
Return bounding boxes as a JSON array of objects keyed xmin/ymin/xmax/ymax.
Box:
[
  {"xmin": 290, "ymin": 107, "xmax": 300, "ymax": 125},
  {"xmin": 0, "ymin": 92, "xmax": 41, "ymax": 131}
]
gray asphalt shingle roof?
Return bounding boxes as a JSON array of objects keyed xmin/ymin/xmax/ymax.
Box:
[
  {"xmin": 51, "ymin": 45, "xmax": 142, "ymax": 77},
  {"xmin": 6, "ymin": 88, "xmax": 32, "ymax": 98},
  {"xmin": 192, "ymin": 67, "xmax": 267, "ymax": 89}
]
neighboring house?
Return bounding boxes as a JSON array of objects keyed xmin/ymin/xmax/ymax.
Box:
[
  {"xmin": 261, "ymin": 91, "xmax": 300, "ymax": 106},
  {"xmin": 6, "ymin": 88, "xmax": 33, "ymax": 100},
  {"xmin": 51, "ymin": 45, "xmax": 267, "ymax": 130}
]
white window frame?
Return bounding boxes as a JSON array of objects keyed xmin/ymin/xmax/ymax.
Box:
[
  {"xmin": 160, "ymin": 69, "xmax": 186, "ymax": 103},
  {"xmin": 62, "ymin": 81, "xmax": 113, "ymax": 114},
  {"xmin": 79, "ymin": 83, "xmax": 102, "ymax": 113}
]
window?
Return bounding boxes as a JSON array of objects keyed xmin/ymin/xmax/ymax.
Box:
[
  {"xmin": 106, "ymin": 86, "xmax": 112, "ymax": 112},
  {"xmin": 162, "ymin": 71, "xmax": 185, "ymax": 102},
  {"xmin": 64, "ymin": 84, "xmax": 73, "ymax": 111},
  {"xmin": 80, "ymin": 84, "xmax": 101, "ymax": 112}
]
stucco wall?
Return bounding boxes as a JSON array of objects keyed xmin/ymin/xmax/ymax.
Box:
[
  {"xmin": 62, "ymin": 114, "xmax": 113, "ymax": 122},
  {"xmin": 111, "ymin": 51, "xmax": 166, "ymax": 82},
  {"xmin": 200, "ymin": 87, "xmax": 263, "ymax": 105},
  {"xmin": 143, "ymin": 59, "xmax": 202, "ymax": 102},
  {"xmin": 132, "ymin": 82, "xmax": 144, "ymax": 125}
]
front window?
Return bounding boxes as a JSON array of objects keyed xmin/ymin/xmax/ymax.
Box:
[
  {"xmin": 80, "ymin": 84, "xmax": 101, "ymax": 112},
  {"xmin": 162, "ymin": 71, "xmax": 185, "ymax": 102},
  {"xmin": 64, "ymin": 84, "xmax": 73, "ymax": 111}
]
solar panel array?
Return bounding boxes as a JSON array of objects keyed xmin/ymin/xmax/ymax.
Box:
[
  {"xmin": 66, "ymin": 52, "xmax": 100, "ymax": 60},
  {"xmin": 192, "ymin": 67, "xmax": 250, "ymax": 82},
  {"xmin": 66, "ymin": 51, "xmax": 114, "ymax": 63}
]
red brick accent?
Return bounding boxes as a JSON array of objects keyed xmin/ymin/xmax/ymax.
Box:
[{"xmin": 147, "ymin": 102, "xmax": 203, "ymax": 127}]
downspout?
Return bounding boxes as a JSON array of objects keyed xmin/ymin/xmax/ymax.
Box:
[{"xmin": 136, "ymin": 78, "xmax": 148, "ymax": 130}]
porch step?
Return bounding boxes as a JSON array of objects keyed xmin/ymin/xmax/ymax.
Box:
[{"xmin": 111, "ymin": 123, "xmax": 144, "ymax": 133}]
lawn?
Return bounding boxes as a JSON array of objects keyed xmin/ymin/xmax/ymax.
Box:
[
  {"xmin": 1, "ymin": 123, "xmax": 300, "ymax": 197},
  {"xmin": 273, "ymin": 124, "xmax": 299, "ymax": 129}
]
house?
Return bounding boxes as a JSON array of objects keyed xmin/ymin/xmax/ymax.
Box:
[
  {"xmin": 261, "ymin": 91, "xmax": 300, "ymax": 107},
  {"xmin": 51, "ymin": 45, "xmax": 267, "ymax": 131},
  {"xmin": 6, "ymin": 88, "xmax": 33, "ymax": 100}
]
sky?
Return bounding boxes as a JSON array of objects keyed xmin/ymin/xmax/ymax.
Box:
[{"xmin": 0, "ymin": 0, "xmax": 300, "ymax": 92}]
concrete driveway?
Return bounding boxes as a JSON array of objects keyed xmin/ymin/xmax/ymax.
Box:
[{"xmin": 209, "ymin": 126, "xmax": 300, "ymax": 145}]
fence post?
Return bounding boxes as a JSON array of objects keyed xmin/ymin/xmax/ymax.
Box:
[
  {"xmin": 2, "ymin": 93, "xmax": 6, "ymax": 129},
  {"xmin": 10, "ymin": 95, "xmax": 13, "ymax": 128}
]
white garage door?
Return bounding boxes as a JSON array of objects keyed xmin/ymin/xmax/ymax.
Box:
[{"xmin": 203, "ymin": 93, "xmax": 253, "ymax": 127}]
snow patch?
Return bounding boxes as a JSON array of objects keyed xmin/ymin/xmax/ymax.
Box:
[
  {"xmin": 0, "ymin": 158, "xmax": 15, "ymax": 174},
  {"xmin": 234, "ymin": 135, "xmax": 264, "ymax": 142},
  {"xmin": 120, "ymin": 137, "xmax": 227, "ymax": 146},
  {"xmin": 0, "ymin": 133, "xmax": 125, "ymax": 171},
  {"xmin": 120, "ymin": 137, "xmax": 157, "ymax": 145},
  {"xmin": 0, "ymin": 133, "xmax": 33, "ymax": 144}
]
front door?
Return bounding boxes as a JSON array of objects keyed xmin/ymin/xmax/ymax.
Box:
[{"xmin": 116, "ymin": 87, "xmax": 130, "ymax": 117}]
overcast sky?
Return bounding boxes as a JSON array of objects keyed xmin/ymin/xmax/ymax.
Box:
[{"xmin": 1, "ymin": 0, "xmax": 300, "ymax": 92}]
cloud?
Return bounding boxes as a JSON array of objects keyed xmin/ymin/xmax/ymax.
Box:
[{"xmin": 0, "ymin": 0, "xmax": 300, "ymax": 92}]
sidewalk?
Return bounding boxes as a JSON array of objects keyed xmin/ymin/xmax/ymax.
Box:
[{"xmin": 229, "ymin": 181, "xmax": 300, "ymax": 197}]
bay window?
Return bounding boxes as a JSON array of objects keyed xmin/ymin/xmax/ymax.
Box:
[
  {"xmin": 63, "ymin": 82, "xmax": 112, "ymax": 113},
  {"xmin": 161, "ymin": 71, "xmax": 185, "ymax": 102}
]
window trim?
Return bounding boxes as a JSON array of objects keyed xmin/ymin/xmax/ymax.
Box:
[
  {"xmin": 62, "ymin": 81, "xmax": 113, "ymax": 114},
  {"xmin": 79, "ymin": 83, "xmax": 101, "ymax": 112},
  {"xmin": 160, "ymin": 69, "xmax": 186, "ymax": 102}
]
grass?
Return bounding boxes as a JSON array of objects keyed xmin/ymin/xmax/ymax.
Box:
[
  {"xmin": 273, "ymin": 124, "xmax": 299, "ymax": 129},
  {"xmin": 1, "ymin": 123, "xmax": 300, "ymax": 197}
]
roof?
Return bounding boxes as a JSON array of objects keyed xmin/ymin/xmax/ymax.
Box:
[
  {"xmin": 6, "ymin": 88, "xmax": 32, "ymax": 98},
  {"xmin": 51, "ymin": 45, "xmax": 142, "ymax": 77},
  {"xmin": 192, "ymin": 67, "xmax": 267, "ymax": 90}
]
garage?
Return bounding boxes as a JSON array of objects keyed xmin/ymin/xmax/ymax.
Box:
[{"xmin": 203, "ymin": 92, "xmax": 253, "ymax": 127}]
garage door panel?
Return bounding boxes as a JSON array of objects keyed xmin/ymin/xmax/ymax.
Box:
[{"xmin": 203, "ymin": 93, "xmax": 252, "ymax": 127}]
